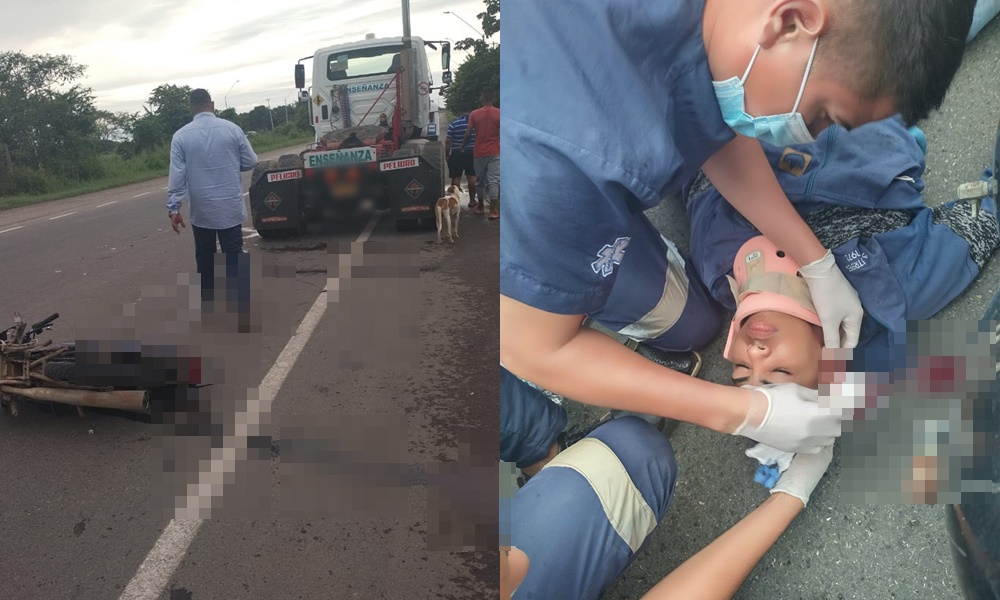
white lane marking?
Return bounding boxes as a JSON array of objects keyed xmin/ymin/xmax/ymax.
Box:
[
  {"xmin": 97, "ymin": 201, "xmax": 118, "ymax": 208},
  {"xmin": 162, "ymin": 186, "xmax": 168, "ymax": 190},
  {"xmin": 243, "ymin": 192, "xmax": 249, "ymax": 197},
  {"xmin": 117, "ymin": 520, "xmax": 203, "ymax": 600},
  {"xmin": 0, "ymin": 226, "xmax": 23, "ymax": 234},
  {"xmin": 133, "ymin": 191, "xmax": 152, "ymax": 198},
  {"xmin": 118, "ymin": 211, "xmax": 382, "ymax": 600},
  {"xmin": 49, "ymin": 212, "xmax": 77, "ymax": 221}
]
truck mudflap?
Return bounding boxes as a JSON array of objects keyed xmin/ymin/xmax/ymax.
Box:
[
  {"xmin": 249, "ymin": 166, "xmax": 306, "ymax": 235},
  {"xmin": 382, "ymin": 156, "xmax": 441, "ymax": 221}
]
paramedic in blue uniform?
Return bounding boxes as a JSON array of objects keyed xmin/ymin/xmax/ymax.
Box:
[
  {"xmin": 500, "ymin": 0, "xmax": 976, "ymax": 457},
  {"xmin": 500, "ymin": 0, "xmax": 978, "ymax": 596}
]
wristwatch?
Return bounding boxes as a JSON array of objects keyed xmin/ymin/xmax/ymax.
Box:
[{"xmin": 169, "ymin": 210, "xmax": 180, "ymax": 216}]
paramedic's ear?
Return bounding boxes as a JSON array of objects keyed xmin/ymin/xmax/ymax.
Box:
[{"xmin": 758, "ymin": 0, "xmax": 828, "ymax": 49}]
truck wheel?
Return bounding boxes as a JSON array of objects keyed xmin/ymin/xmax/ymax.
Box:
[
  {"xmin": 250, "ymin": 160, "xmax": 279, "ymax": 186},
  {"xmin": 277, "ymin": 154, "xmax": 304, "ymax": 169},
  {"xmin": 421, "ymin": 141, "xmax": 446, "ymax": 197}
]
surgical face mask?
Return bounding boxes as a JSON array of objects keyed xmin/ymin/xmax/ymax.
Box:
[{"xmin": 713, "ymin": 38, "xmax": 819, "ymax": 147}]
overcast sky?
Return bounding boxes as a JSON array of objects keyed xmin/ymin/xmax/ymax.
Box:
[{"xmin": 3, "ymin": 0, "xmax": 488, "ymax": 115}]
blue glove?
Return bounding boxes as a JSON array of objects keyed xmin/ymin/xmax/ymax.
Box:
[{"xmin": 754, "ymin": 464, "xmax": 782, "ymax": 489}]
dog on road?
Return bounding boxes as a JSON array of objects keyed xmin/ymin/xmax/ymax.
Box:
[{"xmin": 436, "ymin": 184, "xmax": 462, "ymax": 243}]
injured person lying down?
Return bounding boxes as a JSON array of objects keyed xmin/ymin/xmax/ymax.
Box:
[
  {"xmin": 685, "ymin": 115, "xmax": 1000, "ymax": 502},
  {"xmin": 721, "ymin": 235, "xmax": 826, "ymax": 390},
  {"xmin": 685, "ymin": 114, "xmax": 1000, "ymax": 377}
]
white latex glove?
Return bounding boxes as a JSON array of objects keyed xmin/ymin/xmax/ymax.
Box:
[
  {"xmin": 732, "ymin": 384, "xmax": 843, "ymax": 454},
  {"xmin": 819, "ymin": 370, "xmax": 870, "ymax": 416},
  {"xmin": 770, "ymin": 444, "xmax": 834, "ymax": 507},
  {"xmin": 745, "ymin": 443, "xmax": 795, "ymax": 472},
  {"xmin": 798, "ymin": 250, "xmax": 863, "ymax": 349}
]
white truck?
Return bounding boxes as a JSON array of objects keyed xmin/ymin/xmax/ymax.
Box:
[
  {"xmin": 247, "ymin": 4, "xmax": 453, "ymax": 238},
  {"xmin": 301, "ymin": 33, "xmax": 443, "ymax": 142}
]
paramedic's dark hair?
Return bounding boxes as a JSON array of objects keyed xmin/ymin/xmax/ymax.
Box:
[{"xmin": 822, "ymin": 0, "xmax": 975, "ymax": 124}]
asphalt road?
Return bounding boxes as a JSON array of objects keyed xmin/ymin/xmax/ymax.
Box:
[
  {"xmin": 0, "ymin": 145, "xmax": 499, "ymax": 599},
  {"xmin": 589, "ymin": 17, "xmax": 1000, "ymax": 600}
]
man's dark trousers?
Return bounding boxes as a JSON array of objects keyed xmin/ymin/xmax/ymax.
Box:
[{"xmin": 192, "ymin": 224, "xmax": 249, "ymax": 311}]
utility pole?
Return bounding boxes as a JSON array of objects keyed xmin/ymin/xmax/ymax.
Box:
[
  {"xmin": 283, "ymin": 93, "xmax": 292, "ymax": 123},
  {"xmin": 266, "ymin": 98, "xmax": 275, "ymax": 130},
  {"xmin": 400, "ymin": 0, "xmax": 414, "ymax": 142},
  {"xmin": 224, "ymin": 79, "xmax": 239, "ymax": 109}
]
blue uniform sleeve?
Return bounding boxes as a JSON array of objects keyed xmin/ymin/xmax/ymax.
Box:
[
  {"xmin": 500, "ymin": 0, "xmax": 731, "ymax": 316},
  {"xmin": 500, "ymin": 119, "xmax": 642, "ymax": 315}
]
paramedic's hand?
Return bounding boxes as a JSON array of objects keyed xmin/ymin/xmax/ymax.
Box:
[
  {"xmin": 798, "ymin": 250, "xmax": 862, "ymax": 348},
  {"xmin": 771, "ymin": 444, "xmax": 834, "ymax": 507},
  {"xmin": 170, "ymin": 213, "xmax": 186, "ymax": 235},
  {"xmin": 732, "ymin": 385, "xmax": 842, "ymax": 454}
]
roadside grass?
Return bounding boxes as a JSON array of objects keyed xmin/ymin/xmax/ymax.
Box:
[{"xmin": 0, "ymin": 130, "xmax": 313, "ymax": 212}]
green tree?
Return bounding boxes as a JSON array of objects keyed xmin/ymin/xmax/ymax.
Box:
[
  {"xmin": 246, "ymin": 105, "xmax": 271, "ymax": 132},
  {"xmin": 293, "ymin": 101, "xmax": 312, "ymax": 132},
  {"xmin": 95, "ymin": 110, "xmax": 137, "ymax": 152},
  {"xmin": 217, "ymin": 107, "xmax": 247, "ymax": 131},
  {"xmin": 444, "ymin": 0, "xmax": 500, "ymax": 115},
  {"xmin": 0, "ymin": 52, "xmax": 99, "ymax": 176},
  {"xmin": 130, "ymin": 112, "xmax": 164, "ymax": 153},
  {"xmin": 454, "ymin": 0, "xmax": 498, "ymax": 54},
  {"xmin": 148, "ymin": 84, "xmax": 193, "ymax": 137},
  {"xmin": 443, "ymin": 45, "xmax": 499, "ymax": 115}
]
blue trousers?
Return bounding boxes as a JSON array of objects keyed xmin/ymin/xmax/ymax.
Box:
[
  {"xmin": 192, "ymin": 224, "xmax": 249, "ymax": 311},
  {"xmin": 588, "ymin": 212, "xmax": 723, "ymax": 352},
  {"xmin": 508, "ymin": 416, "xmax": 677, "ymax": 599},
  {"xmin": 500, "ymin": 366, "xmax": 568, "ymax": 469}
]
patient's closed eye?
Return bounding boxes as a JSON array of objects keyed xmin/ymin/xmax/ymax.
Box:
[{"xmin": 731, "ymin": 365, "xmax": 793, "ymax": 387}]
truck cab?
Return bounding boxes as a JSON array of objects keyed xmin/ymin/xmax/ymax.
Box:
[
  {"xmin": 305, "ymin": 35, "xmax": 435, "ymax": 143},
  {"xmin": 248, "ymin": 24, "xmax": 452, "ymax": 239}
]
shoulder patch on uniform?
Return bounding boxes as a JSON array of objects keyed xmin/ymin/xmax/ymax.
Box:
[
  {"xmin": 591, "ymin": 237, "xmax": 631, "ymax": 277},
  {"xmin": 778, "ymin": 148, "xmax": 812, "ymax": 177}
]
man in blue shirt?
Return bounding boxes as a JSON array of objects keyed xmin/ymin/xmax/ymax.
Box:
[
  {"xmin": 445, "ymin": 111, "xmax": 477, "ymax": 210},
  {"xmin": 500, "ymin": 0, "xmax": 977, "ymax": 460},
  {"xmin": 167, "ymin": 89, "xmax": 257, "ymax": 309}
]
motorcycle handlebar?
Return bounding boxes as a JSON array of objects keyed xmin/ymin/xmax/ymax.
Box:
[
  {"xmin": 31, "ymin": 313, "xmax": 60, "ymax": 332},
  {"xmin": 21, "ymin": 313, "xmax": 60, "ymax": 342}
]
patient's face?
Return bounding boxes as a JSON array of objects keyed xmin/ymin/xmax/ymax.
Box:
[{"xmin": 729, "ymin": 311, "xmax": 824, "ymax": 388}]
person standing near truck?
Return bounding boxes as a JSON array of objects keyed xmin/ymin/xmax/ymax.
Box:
[
  {"xmin": 462, "ymin": 88, "xmax": 500, "ymax": 219},
  {"xmin": 446, "ymin": 111, "xmax": 478, "ymax": 210},
  {"xmin": 167, "ymin": 88, "xmax": 258, "ymax": 312}
]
